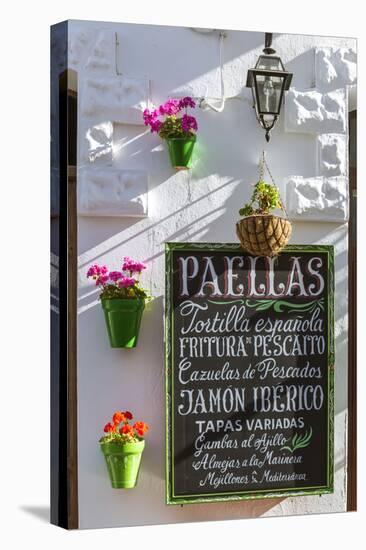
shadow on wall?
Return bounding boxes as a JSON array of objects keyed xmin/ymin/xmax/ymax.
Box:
[
  {"xmin": 77, "ymin": 104, "xmax": 266, "ymax": 265},
  {"xmin": 285, "ymin": 49, "xmax": 316, "ymax": 89},
  {"xmin": 114, "ymin": 24, "xmax": 268, "ymax": 97},
  {"xmin": 77, "ymin": 173, "xmax": 237, "ymax": 271}
]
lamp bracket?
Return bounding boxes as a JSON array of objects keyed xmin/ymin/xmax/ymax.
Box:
[{"xmin": 263, "ymin": 32, "xmax": 276, "ymax": 55}]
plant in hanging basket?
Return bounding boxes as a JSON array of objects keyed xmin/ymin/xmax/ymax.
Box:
[
  {"xmin": 236, "ymin": 180, "xmax": 292, "ymax": 257},
  {"xmin": 100, "ymin": 410, "xmax": 149, "ymax": 489},
  {"xmin": 143, "ymin": 97, "xmax": 198, "ymax": 170},
  {"xmin": 86, "ymin": 257, "xmax": 148, "ymax": 348}
]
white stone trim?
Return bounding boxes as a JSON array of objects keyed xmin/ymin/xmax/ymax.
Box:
[
  {"xmin": 77, "ymin": 168, "xmax": 148, "ymax": 217},
  {"xmin": 285, "ymin": 175, "xmax": 348, "ymax": 222},
  {"xmin": 68, "ymin": 28, "xmax": 115, "ymax": 75},
  {"xmin": 315, "ymin": 47, "xmax": 357, "ymax": 92},
  {"xmin": 285, "ymin": 87, "xmax": 347, "ymax": 134},
  {"xmin": 317, "ymin": 134, "xmax": 348, "ymax": 177},
  {"xmin": 82, "ymin": 121, "xmax": 114, "ymax": 165},
  {"xmin": 80, "ymin": 75, "xmax": 149, "ymax": 125}
]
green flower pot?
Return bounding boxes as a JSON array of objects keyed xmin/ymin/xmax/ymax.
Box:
[
  {"xmin": 166, "ymin": 135, "xmax": 196, "ymax": 170},
  {"xmin": 101, "ymin": 298, "xmax": 145, "ymax": 348},
  {"xmin": 100, "ymin": 440, "xmax": 145, "ymax": 489}
]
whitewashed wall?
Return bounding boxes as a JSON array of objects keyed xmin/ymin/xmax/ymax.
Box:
[{"xmin": 69, "ymin": 20, "xmax": 356, "ymax": 529}]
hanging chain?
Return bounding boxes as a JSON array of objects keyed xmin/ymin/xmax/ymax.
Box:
[
  {"xmin": 258, "ymin": 151, "xmax": 265, "ymax": 181},
  {"xmin": 258, "ymin": 151, "xmax": 289, "ymax": 218},
  {"xmin": 258, "ymin": 150, "xmax": 275, "ymax": 185}
]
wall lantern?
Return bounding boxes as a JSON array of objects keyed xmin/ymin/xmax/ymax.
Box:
[{"xmin": 246, "ymin": 33, "xmax": 293, "ymax": 142}]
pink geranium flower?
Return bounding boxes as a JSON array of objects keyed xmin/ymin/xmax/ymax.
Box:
[
  {"xmin": 150, "ymin": 119, "xmax": 163, "ymax": 133},
  {"xmin": 182, "ymin": 114, "xmax": 198, "ymax": 133},
  {"xmin": 179, "ymin": 97, "xmax": 196, "ymax": 109},
  {"xmin": 159, "ymin": 98, "xmax": 181, "ymax": 116},
  {"xmin": 86, "ymin": 258, "xmax": 148, "ymax": 300},
  {"xmin": 87, "ymin": 264, "xmax": 108, "ymax": 278},
  {"xmin": 96, "ymin": 275, "xmax": 109, "ymax": 286},
  {"xmin": 109, "ymin": 271, "xmax": 122, "ymax": 282},
  {"xmin": 143, "ymin": 109, "xmax": 157, "ymax": 127},
  {"xmin": 118, "ymin": 276, "xmax": 137, "ymax": 288},
  {"xmin": 122, "ymin": 257, "xmax": 147, "ymax": 274},
  {"xmin": 143, "ymin": 97, "xmax": 198, "ymax": 138}
]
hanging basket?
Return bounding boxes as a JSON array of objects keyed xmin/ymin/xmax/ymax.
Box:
[
  {"xmin": 236, "ymin": 151, "xmax": 292, "ymax": 256},
  {"xmin": 236, "ymin": 214, "xmax": 292, "ymax": 257}
]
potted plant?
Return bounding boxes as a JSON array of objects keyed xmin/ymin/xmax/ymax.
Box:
[
  {"xmin": 86, "ymin": 257, "xmax": 148, "ymax": 348},
  {"xmin": 143, "ymin": 97, "xmax": 198, "ymax": 170},
  {"xmin": 100, "ymin": 410, "xmax": 149, "ymax": 489},
  {"xmin": 236, "ymin": 180, "xmax": 292, "ymax": 257}
]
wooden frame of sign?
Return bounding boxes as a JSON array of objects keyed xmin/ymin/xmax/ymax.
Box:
[{"xmin": 165, "ymin": 243, "xmax": 334, "ymax": 505}]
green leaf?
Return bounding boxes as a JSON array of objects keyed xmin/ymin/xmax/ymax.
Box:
[
  {"xmin": 245, "ymin": 299, "xmax": 276, "ymax": 311},
  {"xmin": 239, "ymin": 204, "xmax": 254, "ymax": 217},
  {"xmin": 281, "ymin": 427, "xmax": 313, "ymax": 453},
  {"xmin": 158, "ymin": 115, "xmax": 195, "ymax": 139}
]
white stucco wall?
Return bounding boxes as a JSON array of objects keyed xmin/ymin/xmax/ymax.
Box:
[{"xmin": 70, "ymin": 20, "xmax": 356, "ymax": 529}]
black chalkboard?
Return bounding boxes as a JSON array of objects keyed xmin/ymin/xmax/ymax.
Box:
[{"xmin": 165, "ymin": 243, "xmax": 334, "ymax": 504}]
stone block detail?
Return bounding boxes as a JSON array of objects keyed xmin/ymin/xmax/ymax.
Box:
[
  {"xmin": 285, "ymin": 88, "xmax": 346, "ymax": 134},
  {"xmin": 77, "ymin": 168, "xmax": 148, "ymax": 217},
  {"xmin": 80, "ymin": 76, "xmax": 149, "ymax": 124},
  {"xmin": 84, "ymin": 30, "xmax": 115, "ymax": 73},
  {"xmin": 285, "ymin": 176, "xmax": 348, "ymax": 222},
  {"xmin": 83, "ymin": 121, "xmax": 114, "ymax": 164},
  {"xmin": 317, "ymin": 134, "xmax": 347, "ymax": 177},
  {"xmin": 68, "ymin": 29, "xmax": 115, "ymax": 75},
  {"xmin": 315, "ymin": 47, "xmax": 357, "ymax": 92}
]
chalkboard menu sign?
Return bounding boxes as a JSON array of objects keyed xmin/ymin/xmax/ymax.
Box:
[{"xmin": 165, "ymin": 243, "xmax": 334, "ymax": 505}]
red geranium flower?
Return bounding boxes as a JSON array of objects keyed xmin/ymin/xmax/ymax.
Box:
[
  {"xmin": 103, "ymin": 422, "xmax": 116, "ymax": 433},
  {"xmin": 112, "ymin": 411, "xmax": 126, "ymax": 425},
  {"xmin": 124, "ymin": 411, "xmax": 133, "ymax": 420},
  {"xmin": 133, "ymin": 421, "xmax": 149, "ymax": 437},
  {"xmin": 119, "ymin": 424, "xmax": 134, "ymax": 436}
]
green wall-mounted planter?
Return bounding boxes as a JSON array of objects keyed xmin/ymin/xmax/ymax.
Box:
[
  {"xmin": 101, "ymin": 298, "xmax": 145, "ymax": 348},
  {"xmin": 166, "ymin": 135, "xmax": 196, "ymax": 170},
  {"xmin": 100, "ymin": 440, "xmax": 145, "ymax": 489}
]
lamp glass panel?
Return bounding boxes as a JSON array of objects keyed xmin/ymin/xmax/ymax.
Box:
[
  {"xmin": 254, "ymin": 74, "xmax": 285, "ymax": 114},
  {"xmin": 255, "ymin": 55, "xmax": 283, "ymax": 71}
]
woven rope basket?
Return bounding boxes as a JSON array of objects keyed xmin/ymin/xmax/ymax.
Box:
[{"xmin": 236, "ymin": 214, "xmax": 292, "ymax": 257}]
